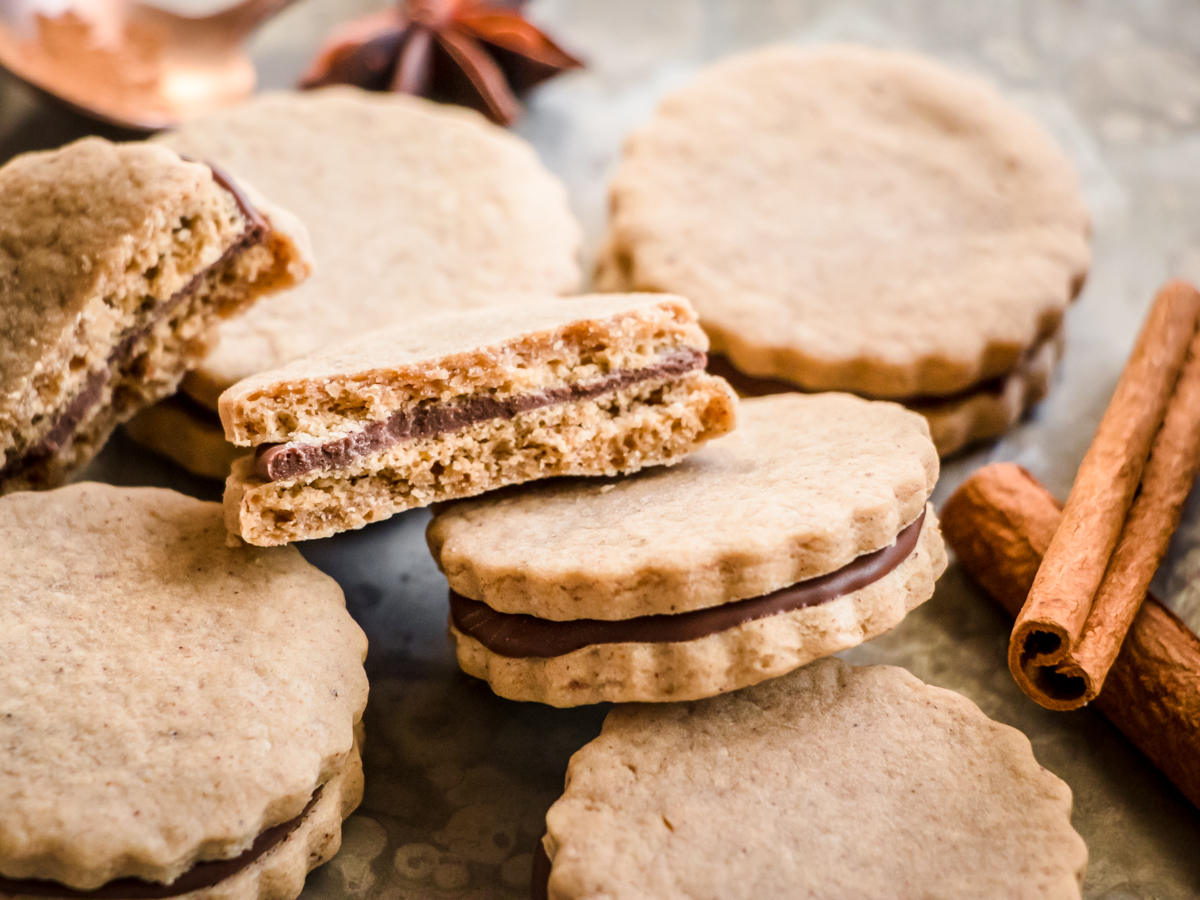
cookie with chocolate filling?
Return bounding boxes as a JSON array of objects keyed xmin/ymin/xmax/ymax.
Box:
[
  {"xmin": 709, "ymin": 327, "xmax": 1066, "ymax": 457},
  {"xmin": 127, "ymin": 88, "xmax": 582, "ymax": 478},
  {"xmin": 0, "ymin": 137, "xmax": 310, "ymax": 493},
  {"xmin": 0, "ymin": 483, "xmax": 368, "ymax": 900},
  {"xmin": 427, "ymin": 392, "xmax": 945, "ymax": 706},
  {"xmin": 220, "ymin": 293, "xmax": 737, "ymax": 546},
  {"xmin": 535, "ymin": 657, "xmax": 1087, "ymax": 899},
  {"xmin": 595, "ymin": 44, "xmax": 1090, "ymax": 456}
]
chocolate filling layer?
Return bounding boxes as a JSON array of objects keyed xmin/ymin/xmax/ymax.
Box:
[
  {"xmin": 0, "ymin": 164, "xmax": 267, "ymax": 480},
  {"xmin": 253, "ymin": 348, "xmax": 709, "ymax": 483},
  {"xmin": 452, "ymin": 509, "xmax": 926, "ymax": 659},
  {"xmin": 0, "ymin": 787, "xmax": 322, "ymax": 900},
  {"xmin": 707, "ymin": 334, "xmax": 1054, "ymax": 408}
]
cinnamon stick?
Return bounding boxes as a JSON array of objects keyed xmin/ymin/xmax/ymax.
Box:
[
  {"xmin": 943, "ymin": 463, "xmax": 1200, "ymax": 809},
  {"xmin": 1071, "ymin": 336, "xmax": 1200, "ymax": 683},
  {"xmin": 1011, "ymin": 280, "xmax": 1200, "ymax": 710}
]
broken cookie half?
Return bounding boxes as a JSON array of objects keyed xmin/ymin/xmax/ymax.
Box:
[
  {"xmin": 0, "ymin": 137, "xmax": 311, "ymax": 493},
  {"xmin": 219, "ymin": 293, "xmax": 738, "ymax": 546}
]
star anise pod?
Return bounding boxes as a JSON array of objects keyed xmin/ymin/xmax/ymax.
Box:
[{"xmin": 299, "ymin": 0, "xmax": 583, "ymax": 126}]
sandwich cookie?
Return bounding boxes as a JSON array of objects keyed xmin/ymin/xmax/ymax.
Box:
[
  {"xmin": 0, "ymin": 483, "xmax": 368, "ymax": 900},
  {"xmin": 595, "ymin": 44, "xmax": 1090, "ymax": 456},
  {"xmin": 128, "ymin": 87, "xmax": 583, "ymax": 478},
  {"xmin": 427, "ymin": 393, "xmax": 945, "ymax": 706},
  {"xmin": 536, "ymin": 658, "xmax": 1087, "ymax": 900},
  {"xmin": 220, "ymin": 293, "xmax": 737, "ymax": 546},
  {"xmin": 0, "ymin": 137, "xmax": 310, "ymax": 493}
]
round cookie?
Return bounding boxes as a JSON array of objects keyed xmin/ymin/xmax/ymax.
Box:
[
  {"xmin": 540, "ymin": 657, "xmax": 1088, "ymax": 900},
  {"xmin": 0, "ymin": 483, "xmax": 369, "ymax": 900},
  {"xmin": 597, "ymin": 43, "xmax": 1089, "ymax": 420},
  {"xmin": 132, "ymin": 87, "xmax": 583, "ymax": 476},
  {"xmin": 427, "ymin": 393, "xmax": 946, "ymax": 706}
]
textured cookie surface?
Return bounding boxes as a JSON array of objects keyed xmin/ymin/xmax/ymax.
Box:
[
  {"xmin": 0, "ymin": 484, "xmax": 368, "ymax": 889},
  {"xmin": 0, "ymin": 742, "xmax": 364, "ymax": 900},
  {"xmin": 599, "ymin": 44, "xmax": 1090, "ymax": 397},
  {"xmin": 429, "ymin": 393, "xmax": 938, "ymax": 620},
  {"xmin": 451, "ymin": 507, "xmax": 945, "ymax": 706},
  {"xmin": 543, "ymin": 658, "xmax": 1087, "ymax": 899},
  {"xmin": 158, "ymin": 88, "xmax": 582, "ymax": 404},
  {"xmin": 220, "ymin": 293, "xmax": 710, "ymax": 443},
  {"xmin": 0, "ymin": 137, "xmax": 308, "ymax": 492},
  {"xmin": 221, "ymin": 294, "xmax": 736, "ymax": 545}
]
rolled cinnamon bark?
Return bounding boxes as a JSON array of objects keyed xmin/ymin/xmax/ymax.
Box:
[
  {"xmin": 1071, "ymin": 336, "xmax": 1200, "ymax": 687},
  {"xmin": 944, "ymin": 463, "xmax": 1200, "ymax": 809},
  {"xmin": 1011, "ymin": 280, "xmax": 1200, "ymax": 710}
]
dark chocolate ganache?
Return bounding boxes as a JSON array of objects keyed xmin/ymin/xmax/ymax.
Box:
[
  {"xmin": 0, "ymin": 787, "xmax": 321, "ymax": 900},
  {"xmin": 452, "ymin": 508, "xmax": 926, "ymax": 659},
  {"xmin": 253, "ymin": 347, "xmax": 709, "ymax": 483},
  {"xmin": 0, "ymin": 164, "xmax": 268, "ymax": 481}
]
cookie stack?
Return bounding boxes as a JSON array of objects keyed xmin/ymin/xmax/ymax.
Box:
[
  {"xmin": 428, "ymin": 392, "xmax": 944, "ymax": 706},
  {"xmin": 596, "ymin": 44, "xmax": 1091, "ymax": 455},
  {"xmin": 0, "ymin": 138, "xmax": 309, "ymax": 493},
  {"xmin": 0, "ymin": 39, "xmax": 1094, "ymax": 900},
  {"xmin": 0, "ymin": 484, "xmax": 368, "ymax": 900},
  {"xmin": 218, "ymin": 293, "xmax": 737, "ymax": 545},
  {"xmin": 127, "ymin": 88, "xmax": 584, "ymax": 478}
]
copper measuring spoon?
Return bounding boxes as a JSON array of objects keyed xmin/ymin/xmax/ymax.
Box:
[{"xmin": 0, "ymin": 0, "xmax": 302, "ymax": 131}]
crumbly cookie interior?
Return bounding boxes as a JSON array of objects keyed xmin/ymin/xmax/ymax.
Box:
[
  {"xmin": 221, "ymin": 297, "xmax": 708, "ymax": 445},
  {"xmin": 227, "ymin": 373, "xmax": 736, "ymax": 545},
  {"xmin": 1, "ymin": 191, "xmax": 276, "ymax": 492}
]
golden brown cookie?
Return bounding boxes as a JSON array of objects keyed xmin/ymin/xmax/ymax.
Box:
[
  {"xmin": 221, "ymin": 293, "xmax": 737, "ymax": 546},
  {"xmin": 539, "ymin": 658, "xmax": 1087, "ymax": 899},
  {"xmin": 597, "ymin": 44, "xmax": 1089, "ymax": 451},
  {"xmin": 428, "ymin": 393, "xmax": 945, "ymax": 705},
  {"xmin": 0, "ymin": 137, "xmax": 309, "ymax": 493},
  {"xmin": 0, "ymin": 483, "xmax": 368, "ymax": 900},
  {"xmin": 132, "ymin": 88, "xmax": 583, "ymax": 478}
]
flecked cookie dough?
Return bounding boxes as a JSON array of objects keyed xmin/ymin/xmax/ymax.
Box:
[
  {"xmin": 221, "ymin": 293, "xmax": 736, "ymax": 546},
  {"xmin": 0, "ymin": 483, "xmax": 368, "ymax": 900},
  {"xmin": 0, "ymin": 138, "xmax": 310, "ymax": 493},
  {"xmin": 158, "ymin": 87, "xmax": 582, "ymax": 404},
  {"xmin": 131, "ymin": 88, "xmax": 582, "ymax": 478},
  {"xmin": 540, "ymin": 658, "xmax": 1088, "ymax": 900},
  {"xmin": 429, "ymin": 393, "xmax": 945, "ymax": 705},
  {"xmin": 596, "ymin": 43, "xmax": 1089, "ymax": 426}
]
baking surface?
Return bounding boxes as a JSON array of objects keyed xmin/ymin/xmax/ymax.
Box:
[{"xmin": 6, "ymin": 0, "xmax": 1200, "ymax": 896}]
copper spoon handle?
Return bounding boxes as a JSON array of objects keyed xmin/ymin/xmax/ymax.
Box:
[{"xmin": 202, "ymin": 0, "xmax": 305, "ymax": 36}]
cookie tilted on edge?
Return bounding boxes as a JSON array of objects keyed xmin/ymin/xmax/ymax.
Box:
[
  {"xmin": 220, "ymin": 293, "xmax": 737, "ymax": 546},
  {"xmin": 427, "ymin": 393, "xmax": 945, "ymax": 706},
  {"xmin": 538, "ymin": 658, "xmax": 1087, "ymax": 900},
  {"xmin": 0, "ymin": 483, "xmax": 368, "ymax": 900},
  {"xmin": 0, "ymin": 137, "xmax": 311, "ymax": 493},
  {"xmin": 596, "ymin": 44, "xmax": 1090, "ymax": 455},
  {"xmin": 127, "ymin": 87, "xmax": 583, "ymax": 479}
]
